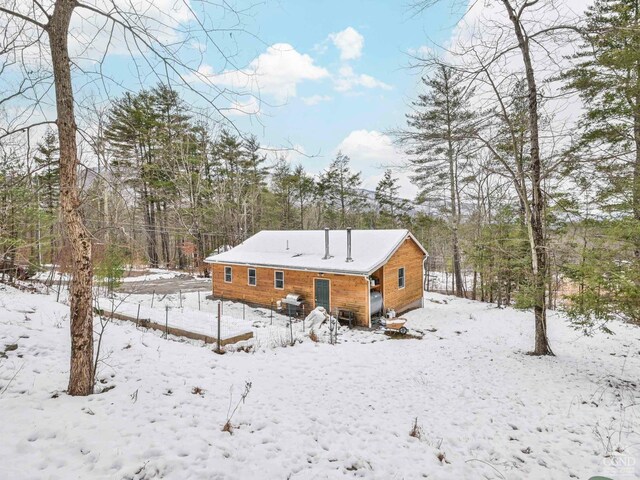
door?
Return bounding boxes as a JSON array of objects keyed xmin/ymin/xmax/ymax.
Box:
[{"xmin": 314, "ymin": 278, "xmax": 330, "ymax": 312}]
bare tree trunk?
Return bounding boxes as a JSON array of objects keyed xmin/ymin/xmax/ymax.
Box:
[
  {"xmin": 633, "ymin": 109, "xmax": 640, "ymax": 259},
  {"xmin": 503, "ymin": 0, "xmax": 553, "ymax": 355},
  {"xmin": 159, "ymin": 201, "xmax": 170, "ymax": 266},
  {"xmin": 195, "ymin": 230, "xmax": 205, "ymax": 276},
  {"xmin": 443, "ymin": 71, "xmax": 465, "ymax": 298},
  {"xmin": 49, "ymin": 0, "xmax": 94, "ymax": 395},
  {"xmin": 452, "ymin": 228, "xmax": 464, "ymax": 296},
  {"xmin": 142, "ymin": 192, "xmax": 158, "ymax": 267}
]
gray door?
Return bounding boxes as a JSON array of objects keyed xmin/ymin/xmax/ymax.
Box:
[{"xmin": 314, "ymin": 279, "xmax": 330, "ymax": 312}]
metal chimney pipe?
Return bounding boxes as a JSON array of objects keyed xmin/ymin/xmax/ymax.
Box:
[
  {"xmin": 323, "ymin": 227, "xmax": 330, "ymax": 259},
  {"xmin": 346, "ymin": 228, "xmax": 353, "ymax": 262}
]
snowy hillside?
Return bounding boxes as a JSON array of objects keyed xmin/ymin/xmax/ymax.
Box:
[{"xmin": 1, "ymin": 284, "xmax": 639, "ymax": 479}]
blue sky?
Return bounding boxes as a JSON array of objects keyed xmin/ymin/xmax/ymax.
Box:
[
  {"xmin": 4, "ymin": 0, "xmax": 461, "ymax": 195},
  {"xmin": 186, "ymin": 0, "xmax": 462, "ymax": 191}
]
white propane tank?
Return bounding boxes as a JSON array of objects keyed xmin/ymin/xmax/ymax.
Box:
[{"xmin": 370, "ymin": 291, "xmax": 383, "ymax": 315}]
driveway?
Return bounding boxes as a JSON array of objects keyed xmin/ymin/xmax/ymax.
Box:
[{"xmin": 116, "ymin": 275, "xmax": 211, "ymax": 295}]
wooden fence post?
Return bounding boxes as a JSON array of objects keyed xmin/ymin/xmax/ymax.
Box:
[
  {"xmin": 289, "ymin": 315, "xmax": 293, "ymax": 346},
  {"xmin": 217, "ymin": 300, "xmax": 222, "ymax": 353},
  {"xmin": 164, "ymin": 305, "xmax": 169, "ymax": 339},
  {"xmin": 56, "ymin": 272, "xmax": 63, "ymax": 302}
]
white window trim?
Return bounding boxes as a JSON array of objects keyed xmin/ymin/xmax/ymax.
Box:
[
  {"xmin": 398, "ymin": 266, "xmax": 406, "ymax": 290},
  {"xmin": 224, "ymin": 266, "xmax": 232, "ymax": 283},
  {"xmin": 274, "ymin": 270, "xmax": 284, "ymax": 290},
  {"xmin": 248, "ymin": 268, "xmax": 257, "ymax": 286}
]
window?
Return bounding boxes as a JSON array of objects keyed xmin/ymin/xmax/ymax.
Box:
[
  {"xmin": 248, "ymin": 268, "xmax": 257, "ymax": 286},
  {"xmin": 274, "ymin": 271, "xmax": 284, "ymax": 289},
  {"xmin": 224, "ymin": 266, "xmax": 232, "ymax": 283},
  {"xmin": 398, "ymin": 267, "xmax": 405, "ymax": 289}
]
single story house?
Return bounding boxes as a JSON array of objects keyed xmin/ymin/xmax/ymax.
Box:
[{"xmin": 204, "ymin": 229, "xmax": 428, "ymax": 327}]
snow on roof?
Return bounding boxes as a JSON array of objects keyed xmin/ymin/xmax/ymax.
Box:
[{"xmin": 204, "ymin": 229, "xmax": 427, "ymax": 275}]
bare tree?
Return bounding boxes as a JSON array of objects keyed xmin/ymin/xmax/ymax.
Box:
[
  {"xmin": 411, "ymin": 0, "xmax": 580, "ymax": 354},
  {"xmin": 0, "ymin": 0, "xmax": 258, "ymax": 394}
]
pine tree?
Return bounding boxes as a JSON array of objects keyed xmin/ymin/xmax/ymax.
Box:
[
  {"xmin": 271, "ymin": 157, "xmax": 295, "ymax": 229},
  {"xmin": 564, "ymin": 0, "xmax": 640, "ymax": 233},
  {"xmin": 375, "ymin": 169, "xmax": 408, "ymax": 227},
  {"xmin": 213, "ymin": 130, "xmax": 247, "ymax": 244},
  {"xmin": 562, "ymin": 0, "xmax": 640, "ymax": 325},
  {"xmin": 34, "ymin": 129, "xmax": 60, "ymax": 264},
  {"xmin": 319, "ymin": 152, "xmax": 362, "ymax": 228},
  {"xmin": 241, "ymin": 135, "xmax": 269, "ymax": 235},
  {"xmin": 106, "ymin": 90, "xmax": 161, "ymax": 266},
  {"xmin": 399, "ymin": 64, "xmax": 475, "ymax": 297},
  {"xmin": 290, "ymin": 164, "xmax": 315, "ymax": 229},
  {"xmin": 152, "ymin": 84, "xmax": 191, "ymax": 265}
]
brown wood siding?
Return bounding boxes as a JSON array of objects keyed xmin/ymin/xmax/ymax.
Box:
[
  {"xmin": 211, "ymin": 264, "xmax": 371, "ymax": 326},
  {"xmin": 382, "ymin": 238, "xmax": 425, "ymax": 313}
]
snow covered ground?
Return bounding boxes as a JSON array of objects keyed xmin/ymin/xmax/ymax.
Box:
[
  {"xmin": 32, "ymin": 267, "xmax": 194, "ymax": 284},
  {"xmin": 97, "ymin": 294, "xmax": 254, "ymax": 342},
  {"xmin": 1, "ymin": 284, "xmax": 639, "ymax": 479},
  {"xmin": 100, "ymin": 291, "xmax": 356, "ymax": 349}
]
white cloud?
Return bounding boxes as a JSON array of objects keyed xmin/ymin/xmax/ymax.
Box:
[
  {"xmin": 68, "ymin": 0, "xmax": 194, "ymax": 59},
  {"xmin": 329, "ymin": 27, "xmax": 365, "ymax": 61},
  {"xmin": 439, "ymin": 0, "xmax": 590, "ymax": 141},
  {"xmin": 301, "ymin": 95, "xmax": 332, "ymax": 106},
  {"xmin": 226, "ymin": 97, "xmax": 261, "ymax": 117},
  {"xmin": 333, "ymin": 66, "xmax": 392, "ymax": 92},
  {"xmin": 337, "ymin": 130, "xmax": 402, "ymax": 171},
  {"xmin": 407, "ymin": 45, "xmax": 433, "ymax": 58},
  {"xmin": 190, "ymin": 43, "xmax": 329, "ymax": 102},
  {"xmin": 361, "ymin": 170, "xmax": 418, "ymax": 200},
  {"xmin": 336, "ymin": 129, "xmax": 417, "ymax": 198}
]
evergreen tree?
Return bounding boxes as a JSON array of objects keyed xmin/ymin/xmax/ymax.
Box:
[
  {"xmin": 0, "ymin": 149, "xmax": 38, "ymax": 277},
  {"xmin": 399, "ymin": 64, "xmax": 475, "ymax": 297},
  {"xmin": 290, "ymin": 164, "xmax": 315, "ymax": 229},
  {"xmin": 375, "ymin": 169, "xmax": 408, "ymax": 227},
  {"xmin": 318, "ymin": 152, "xmax": 362, "ymax": 228},
  {"xmin": 241, "ymin": 135, "xmax": 269, "ymax": 235},
  {"xmin": 562, "ymin": 0, "xmax": 640, "ymax": 325},
  {"xmin": 33, "ymin": 129, "xmax": 60, "ymax": 264},
  {"xmin": 213, "ymin": 130, "xmax": 246, "ymax": 244},
  {"xmin": 152, "ymin": 84, "xmax": 191, "ymax": 265},
  {"xmin": 105, "ymin": 90, "xmax": 161, "ymax": 266},
  {"xmin": 270, "ymin": 157, "xmax": 295, "ymax": 229}
]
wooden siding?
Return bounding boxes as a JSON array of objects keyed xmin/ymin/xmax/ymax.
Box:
[
  {"xmin": 210, "ymin": 234, "xmax": 425, "ymax": 327},
  {"xmin": 382, "ymin": 237, "xmax": 425, "ymax": 313},
  {"xmin": 212, "ymin": 264, "xmax": 371, "ymax": 326}
]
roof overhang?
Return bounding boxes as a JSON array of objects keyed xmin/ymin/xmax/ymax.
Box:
[
  {"xmin": 205, "ymin": 232, "xmax": 428, "ymax": 276},
  {"xmin": 362, "ymin": 231, "xmax": 428, "ymax": 274}
]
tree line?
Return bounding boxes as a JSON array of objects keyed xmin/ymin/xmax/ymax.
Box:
[
  {"xmin": 1, "ymin": 83, "xmax": 419, "ymax": 279},
  {"xmin": 1, "ymin": 0, "xmax": 639, "ymax": 395},
  {"xmin": 397, "ymin": 0, "xmax": 640, "ymax": 348}
]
